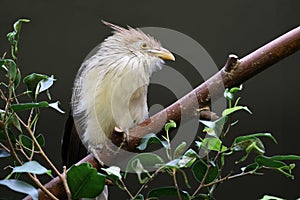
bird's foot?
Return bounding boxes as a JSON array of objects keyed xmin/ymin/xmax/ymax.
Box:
[{"xmin": 114, "ymin": 126, "xmax": 129, "ymax": 147}]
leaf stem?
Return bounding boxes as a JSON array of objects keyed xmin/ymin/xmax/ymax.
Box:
[{"xmin": 172, "ymin": 169, "xmax": 182, "ymax": 200}]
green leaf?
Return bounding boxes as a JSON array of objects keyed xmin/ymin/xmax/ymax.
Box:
[
  {"xmin": 23, "ymin": 73, "xmax": 49, "ymax": 96},
  {"xmin": 0, "ymin": 60, "xmax": 6, "ymax": 73},
  {"xmin": 241, "ymin": 163, "xmax": 259, "ymax": 173},
  {"xmin": 255, "ymin": 155, "xmax": 295, "ymax": 179},
  {"xmin": 126, "ymin": 153, "xmax": 164, "ymax": 183},
  {"xmin": 67, "ymin": 163, "xmax": 106, "ymax": 199},
  {"xmin": 7, "ymin": 59, "xmax": 17, "ymax": 81},
  {"xmin": 14, "ymin": 68, "xmax": 21, "ymax": 88},
  {"xmin": 164, "ymin": 120, "xmax": 176, "ymax": 132},
  {"xmin": 19, "ymin": 134, "xmax": 45, "ymax": 151},
  {"xmin": 234, "ymin": 97, "xmax": 241, "ymax": 107},
  {"xmin": 13, "ymin": 19, "xmax": 30, "ymax": 33},
  {"xmin": 11, "ymin": 101, "xmax": 64, "ymax": 113},
  {"xmin": 192, "ymin": 160, "xmax": 218, "ymax": 184},
  {"xmin": 6, "ymin": 32, "xmax": 16, "ymax": 46},
  {"xmin": 197, "ymin": 137, "xmax": 227, "ymax": 152},
  {"xmin": 180, "ymin": 149, "xmax": 199, "ymax": 167},
  {"xmin": 242, "ymin": 138, "xmax": 265, "ymax": 154},
  {"xmin": 35, "ymin": 75, "xmax": 55, "ymax": 95},
  {"xmin": 131, "ymin": 158, "xmax": 151, "ymax": 184},
  {"xmin": 255, "ymin": 155, "xmax": 288, "ymax": 168},
  {"xmin": 101, "ymin": 166, "xmax": 122, "ymax": 180},
  {"xmin": 7, "ymin": 19, "xmax": 30, "ymax": 59},
  {"xmin": 36, "ymin": 134, "xmax": 45, "ymax": 147},
  {"xmin": 0, "ymin": 148, "xmax": 10, "ymax": 158},
  {"xmin": 136, "ymin": 133, "xmax": 168, "ymax": 151},
  {"xmin": 19, "ymin": 135, "xmax": 34, "ymax": 150},
  {"xmin": 222, "ymin": 105, "xmax": 252, "ymax": 117},
  {"xmin": 270, "ymin": 155, "xmax": 300, "ymax": 161},
  {"xmin": 11, "ymin": 101, "xmax": 49, "ymax": 112},
  {"xmin": 133, "ymin": 194, "xmax": 144, "ymax": 200},
  {"xmin": 193, "ymin": 193, "xmax": 216, "ymax": 200},
  {"xmin": 48, "ymin": 101, "xmax": 65, "ymax": 113},
  {"xmin": 174, "ymin": 141, "xmax": 187, "ymax": 159},
  {"xmin": 183, "ymin": 149, "xmax": 199, "ymax": 158},
  {"xmin": 177, "ymin": 155, "xmax": 197, "ymax": 169},
  {"xmin": 6, "ymin": 113, "xmax": 22, "ymax": 133},
  {"xmin": 0, "ymin": 179, "xmax": 38, "ymax": 200},
  {"xmin": 233, "ymin": 137, "xmax": 265, "ymax": 163},
  {"xmin": 200, "ymin": 116, "xmax": 228, "ymax": 137},
  {"xmin": 0, "ymin": 59, "xmax": 17, "ymax": 81},
  {"xmin": 0, "ymin": 127, "xmax": 16, "ymax": 143},
  {"xmin": 6, "ymin": 32, "xmax": 17, "ymax": 45},
  {"xmin": 147, "ymin": 186, "xmax": 190, "ymax": 200},
  {"xmin": 12, "ymin": 161, "xmax": 50, "ymax": 175},
  {"xmin": 229, "ymin": 85, "xmax": 243, "ymax": 94},
  {"xmin": 202, "ymin": 127, "xmax": 217, "ymax": 137},
  {"xmin": 164, "ymin": 149, "xmax": 198, "ymax": 169},
  {"xmin": 200, "ymin": 116, "xmax": 227, "ymax": 131},
  {"xmin": 260, "ymin": 195, "xmax": 284, "ymax": 200},
  {"xmin": 176, "ymin": 168, "xmax": 191, "ymax": 188},
  {"xmin": 165, "ymin": 158, "xmax": 181, "ymax": 168},
  {"xmin": 233, "ymin": 133, "xmax": 277, "ymax": 144},
  {"xmin": 232, "ymin": 133, "xmax": 278, "ymax": 163},
  {"xmin": 224, "ymin": 88, "xmax": 234, "ymax": 100},
  {"xmin": 126, "ymin": 153, "xmax": 164, "ymax": 174},
  {"xmin": 224, "ymin": 85, "xmax": 243, "ymax": 100}
]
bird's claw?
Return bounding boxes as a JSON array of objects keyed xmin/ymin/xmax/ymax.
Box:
[{"xmin": 114, "ymin": 126, "xmax": 130, "ymax": 144}]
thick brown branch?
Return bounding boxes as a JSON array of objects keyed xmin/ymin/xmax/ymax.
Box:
[{"xmin": 24, "ymin": 25, "xmax": 300, "ymax": 199}]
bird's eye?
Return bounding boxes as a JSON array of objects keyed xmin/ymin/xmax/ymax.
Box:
[{"xmin": 141, "ymin": 43, "xmax": 148, "ymax": 49}]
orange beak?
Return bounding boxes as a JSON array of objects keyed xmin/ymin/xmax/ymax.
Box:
[{"xmin": 148, "ymin": 48, "xmax": 175, "ymax": 61}]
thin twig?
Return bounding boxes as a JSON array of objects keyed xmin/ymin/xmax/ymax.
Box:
[
  {"xmin": 133, "ymin": 166, "xmax": 163, "ymax": 198},
  {"xmin": 25, "ymin": 123, "xmax": 70, "ymax": 198},
  {"xmin": 172, "ymin": 169, "xmax": 182, "ymax": 200},
  {"xmin": 16, "ymin": 113, "xmax": 68, "ymax": 199},
  {"xmin": 27, "ymin": 108, "xmax": 35, "ymax": 127},
  {"xmin": 0, "ymin": 142, "xmax": 10, "ymax": 153},
  {"xmin": 192, "ymin": 155, "xmax": 211, "ymax": 196},
  {"xmin": 62, "ymin": 166, "xmax": 72, "ymax": 200},
  {"xmin": 27, "ymin": 173, "xmax": 58, "ymax": 200},
  {"xmin": 17, "ymin": 142, "xmax": 31, "ymax": 160},
  {"xmin": 202, "ymin": 170, "xmax": 254, "ymax": 188},
  {"xmin": 0, "ymin": 89, "xmax": 7, "ymax": 101},
  {"xmin": 119, "ymin": 179, "xmax": 134, "ymax": 199},
  {"xmin": 1, "ymin": 122, "xmax": 22, "ymax": 164},
  {"xmin": 1, "ymin": 122, "xmax": 57, "ymax": 199}
]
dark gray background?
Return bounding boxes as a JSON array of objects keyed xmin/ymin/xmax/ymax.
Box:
[{"xmin": 1, "ymin": 0, "xmax": 300, "ymax": 199}]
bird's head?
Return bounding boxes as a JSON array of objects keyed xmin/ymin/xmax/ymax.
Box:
[{"xmin": 99, "ymin": 20, "xmax": 175, "ymax": 73}]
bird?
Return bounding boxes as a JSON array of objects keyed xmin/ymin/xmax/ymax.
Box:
[{"xmin": 62, "ymin": 21, "xmax": 175, "ymax": 199}]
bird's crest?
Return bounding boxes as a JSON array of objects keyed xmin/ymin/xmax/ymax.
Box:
[
  {"xmin": 101, "ymin": 20, "xmax": 161, "ymax": 47},
  {"xmin": 101, "ymin": 20, "xmax": 127, "ymax": 32}
]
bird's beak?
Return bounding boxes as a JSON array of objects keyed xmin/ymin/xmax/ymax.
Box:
[{"xmin": 148, "ymin": 48, "xmax": 175, "ymax": 61}]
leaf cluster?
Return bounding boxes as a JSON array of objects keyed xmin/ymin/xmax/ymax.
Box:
[{"xmin": 0, "ymin": 19, "xmax": 65, "ymax": 200}]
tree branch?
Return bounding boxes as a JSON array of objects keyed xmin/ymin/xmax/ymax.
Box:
[{"xmin": 23, "ymin": 25, "xmax": 300, "ymax": 200}]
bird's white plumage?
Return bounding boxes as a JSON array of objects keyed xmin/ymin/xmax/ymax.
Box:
[
  {"xmin": 71, "ymin": 21, "xmax": 174, "ymax": 200},
  {"xmin": 72, "ymin": 22, "xmax": 165, "ymax": 150}
]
